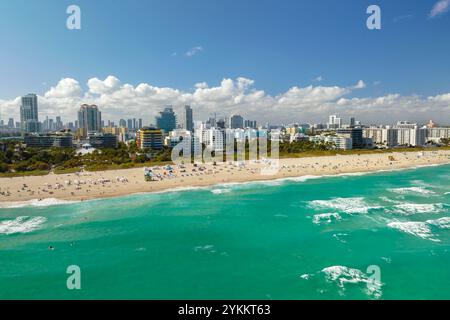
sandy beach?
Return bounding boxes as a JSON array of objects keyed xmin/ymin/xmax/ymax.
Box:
[{"xmin": 1, "ymin": 150, "xmax": 449, "ymax": 205}]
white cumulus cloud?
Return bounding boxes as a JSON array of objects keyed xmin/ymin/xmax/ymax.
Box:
[
  {"xmin": 430, "ymin": 0, "xmax": 450, "ymax": 18},
  {"xmin": 44, "ymin": 78, "xmax": 82, "ymax": 98},
  {"xmin": 1, "ymin": 75, "xmax": 449, "ymax": 126}
]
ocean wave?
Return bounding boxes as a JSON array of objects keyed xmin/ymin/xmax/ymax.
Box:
[
  {"xmin": 387, "ymin": 221, "xmax": 438, "ymax": 242},
  {"xmin": 313, "ymin": 213, "xmax": 342, "ymax": 225},
  {"xmin": 309, "ymin": 197, "xmax": 381, "ymax": 214},
  {"xmin": 426, "ymin": 217, "xmax": 450, "ymax": 230},
  {"xmin": 0, "ymin": 198, "xmax": 78, "ymax": 209},
  {"xmin": 379, "ymin": 196, "xmax": 403, "ymax": 204},
  {"xmin": 388, "ymin": 187, "xmax": 436, "ymax": 196},
  {"xmin": 321, "ymin": 266, "xmax": 383, "ymax": 299},
  {"xmin": 387, "ymin": 203, "xmax": 446, "ymax": 216},
  {"xmin": 210, "ymin": 188, "xmax": 232, "ymax": 195},
  {"xmin": 0, "ymin": 216, "xmax": 47, "ymax": 235},
  {"xmin": 194, "ymin": 245, "xmax": 217, "ymax": 253}
]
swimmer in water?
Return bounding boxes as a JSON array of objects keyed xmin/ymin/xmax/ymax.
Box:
[{"xmin": 48, "ymin": 246, "xmax": 55, "ymax": 251}]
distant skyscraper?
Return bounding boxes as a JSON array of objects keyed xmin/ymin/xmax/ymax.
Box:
[
  {"xmin": 350, "ymin": 117, "xmax": 356, "ymax": 128},
  {"xmin": 206, "ymin": 117, "xmax": 217, "ymax": 128},
  {"xmin": 119, "ymin": 119, "xmax": 127, "ymax": 128},
  {"xmin": 78, "ymin": 104, "xmax": 102, "ymax": 137},
  {"xmin": 56, "ymin": 116, "xmax": 63, "ymax": 131},
  {"xmin": 7, "ymin": 118, "xmax": 14, "ymax": 129},
  {"xmin": 216, "ymin": 119, "xmax": 226, "ymax": 129},
  {"xmin": 230, "ymin": 115, "xmax": 244, "ymax": 129},
  {"xmin": 156, "ymin": 106, "xmax": 177, "ymax": 133},
  {"xmin": 328, "ymin": 115, "xmax": 342, "ymax": 129},
  {"xmin": 20, "ymin": 93, "xmax": 40, "ymax": 133},
  {"xmin": 182, "ymin": 105, "xmax": 194, "ymax": 132},
  {"xmin": 244, "ymin": 120, "xmax": 257, "ymax": 129},
  {"xmin": 138, "ymin": 118, "xmax": 143, "ymax": 130},
  {"xmin": 127, "ymin": 119, "xmax": 133, "ymax": 130}
]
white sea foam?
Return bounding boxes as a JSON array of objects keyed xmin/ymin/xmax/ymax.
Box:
[
  {"xmin": 309, "ymin": 197, "xmax": 380, "ymax": 214},
  {"xmin": 0, "ymin": 198, "xmax": 77, "ymax": 209},
  {"xmin": 426, "ymin": 217, "xmax": 450, "ymax": 229},
  {"xmin": 387, "ymin": 221, "xmax": 438, "ymax": 242},
  {"xmin": 300, "ymin": 274, "xmax": 312, "ymax": 280},
  {"xmin": 194, "ymin": 245, "xmax": 216, "ymax": 253},
  {"xmin": 387, "ymin": 203, "xmax": 445, "ymax": 216},
  {"xmin": 332, "ymin": 233, "xmax": 348, "ymax": 244},
  {"xmin": 379, "ymin": 196, "xmax": 403, "ymax": 204},
  {"xmin": 322, "ymin": 266, "xmax": 382, "ymax": 299},
  {"xmin": 313, "ymin": 213, "xmax": 342, "ymax": 225},
  {"xmin": 388, "ymin": 187, "xmax": 435, "ymax": 196},
  {"xmin": 0, "ymin": 216, "xmax": 47, "ymax": 235},
  {"xmin": 211, "ymin": 188, "xmax": 232, "ymax": 195}
]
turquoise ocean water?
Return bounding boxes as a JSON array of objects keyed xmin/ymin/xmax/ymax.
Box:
[{"xmin": 0, "ymin": 164, "xmax": 449, "ymax": 300}]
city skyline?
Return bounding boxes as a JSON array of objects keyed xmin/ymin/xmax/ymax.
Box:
[
  {"xmin": 2, "ymin": 92, "xmax": 449, "ymax": 137},
  {"xmin": 1, "ymin": 75, "xmax": 449, "ymax": 128}
]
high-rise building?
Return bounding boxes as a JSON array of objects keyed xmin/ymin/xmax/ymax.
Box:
[
  {"xmin": 182, "ymin": 105, "xmax": 194, "ymax": 132},
  {"xmin": 156, "ymin": 106, "xmax": 177, "ymax": 133},
  {"xmin": 20, "ymin": 94, "xmax": 40, "ymax": 133},
  {"xmin": 138, "ymin": 118, "xmax": 143, "ymax": 130},
  {"xmin": 88, "ymin": 133, "xmax": 118, "ymax": 149},
  {"xmin": 244, "ymin": 120, "xmax": 257, "ymax": 129},
  {"xmin": 119, "ymin": 119, "xmax": 127, "ymax": 128},
  {"xmin": 337, "ymin": 128, "xmax": 363, "ymax": 149},
  {"xmin": 136, "ymin": 127, "xmax": 163, "ymax": 150},
  {"xmin": 7, "ymin": 118, "xmax": 14, "ymax": 129},
  {"xmin": 56, "ymin": 116, "xmax": 63, "ymax": 131},
  {"xmin": 196, "ymin": 128, "xmax": 225, "ymax": 152},
  {"xmin": 78, "ymin": 104, "xmax": 102, "ymax": 137},
  {"xmin": 230, "ymin": 115, "xmax": 244, "ymax": 129},
  {"xmin": 216, "ymin": 119, "xmax": 226, "ymax": 129},
  {"xmin": 165, "ymin": 129, "xmax": 202, "ymax": 156},
  {"xmin": 328, "ymin": 115, "xmax": 342, "ymax": 129}
]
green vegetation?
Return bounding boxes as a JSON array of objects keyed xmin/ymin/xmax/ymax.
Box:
[
  {"xmin": 0, "ymin": 141, "xmax": 172, "ymax": 177},
  {"xmin": 0, "ymin": 139, "xmax": 448, "ymax": 177},
  {"xmin": 279, "ymin": 145, "xmax": 450, "ymax": 159},
  {"xmin": 441, "ymin": 138, "xmax": 450, "ymax": 146}
]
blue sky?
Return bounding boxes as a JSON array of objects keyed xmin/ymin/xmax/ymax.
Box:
[
  {"xmin": 0, "ymin": 0, "xmax": 449, "ymax": 124},
  {"xmin": 1, "ymin": 0, "xmax": 449, "ymax": 97}
]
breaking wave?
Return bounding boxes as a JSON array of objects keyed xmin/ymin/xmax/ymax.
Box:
[
  {"xmin": 313, "ymin": 213, "xmax": 342, "ymax": 225},
  {"xmin": 309, "ymin": 197, "xmax": 380, "ymax": 214},
  {"xmin": 387, "ymin": 203, "xmax": 446, "ymax": 216},
  {"xmin": 426, "ymin": 217, "xmax": 450, "ymax": 230},
  {"xmin": 0, "ymin": 216, "xmax": 47, "ymax": 235},
  {"xmin": 387, "ymin": 221, "xmax": 438, "ymax": 242},
  {"xmin": 388, "ymin": 187, "xmax": 435, "ymax": 196},
  {"xmin": 321, "ymin": 266, "xmax": 383, "ymax": 299},
  {"xmin": 0, "ymin": 198, "xmax": 77, "ymax": 209}
]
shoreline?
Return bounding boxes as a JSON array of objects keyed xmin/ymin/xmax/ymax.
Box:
[{"xmin": 1, "ymin": 150, "xmax": 449, "ymax": 207}]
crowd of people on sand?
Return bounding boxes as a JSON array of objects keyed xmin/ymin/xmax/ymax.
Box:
[{"xmin": 0, "ymin": 151, "xmax": 449, "ymax": 201}]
